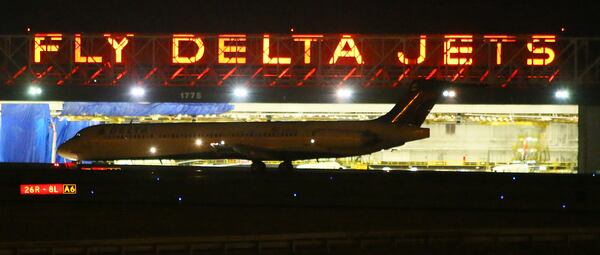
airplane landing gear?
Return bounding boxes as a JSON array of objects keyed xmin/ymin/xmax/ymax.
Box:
[
  {"xmin": 278, "ymin": 161, "xmax": 294, "ymax": 173},
  {"xmin": 250, "ymin": 160, "xmax": 266, "ymax": 173}
]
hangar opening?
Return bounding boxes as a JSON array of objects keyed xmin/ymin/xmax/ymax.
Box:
[{"xmin": 0, "ymin": 101, "xmax": 578, "ymax": 173}]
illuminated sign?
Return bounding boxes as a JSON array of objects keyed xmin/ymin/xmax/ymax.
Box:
[
  {"xmin": 1, "ymin": 33, "xmax": 564, "ymax": 87},
  {"xmin": 30, "ymin": 33, "xmax": 557, "ymax": 66},
  {"xmin": 20, "ymin": 184, "xmax": 77, "ymax": 195}
]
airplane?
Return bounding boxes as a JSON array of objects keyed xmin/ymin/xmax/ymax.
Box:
[{"xmin": 58, "ymin": 80, "xmax": 444, "ymax": 172}]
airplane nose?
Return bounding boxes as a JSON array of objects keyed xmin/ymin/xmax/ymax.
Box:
[{"xmin": 57, "ymin": 141, "xmax": 79, "ymax": 160}]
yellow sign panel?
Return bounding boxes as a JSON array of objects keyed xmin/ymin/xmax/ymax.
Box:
[{"xmin": 63, "ymin": 184, "xmax": 77, "ymax": 194}]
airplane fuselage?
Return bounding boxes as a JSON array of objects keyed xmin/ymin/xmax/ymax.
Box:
[{"xmin": 58, "ymin": 121, "xmax": 429, "ymax": 161}]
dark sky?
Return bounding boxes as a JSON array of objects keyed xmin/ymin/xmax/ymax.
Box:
[{"xmin": 0, "ymin": 0, "xmax": 597, "ymax": 35}]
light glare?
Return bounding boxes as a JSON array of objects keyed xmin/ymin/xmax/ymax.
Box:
[
  {"xmin": 233, "ymin": 87, "xmax": 248, "ymax": 98},
  {"xmin": 336, "ymin": 88, "xmax": 353, "ymax": 99},
  {"xmin": 443, "ymin": 90, "xmax": 456, "ymax": 98},
  {"xmin": 555, "ymin": 89, "xmax": 570, "ymax": 99},
  {"xmin": 130, "ymin": 86, "xmax": 145, "ymax": 97},
  {"xmin": 28, "ymin": 86, "xmax": 43, "ymax": 96}
]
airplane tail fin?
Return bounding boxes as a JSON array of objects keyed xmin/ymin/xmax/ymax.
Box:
[{"xmin": 374, "ymin": 80, "xmax": 445, "ymax": 126}]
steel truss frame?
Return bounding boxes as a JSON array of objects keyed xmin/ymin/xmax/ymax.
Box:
[{"xmin": 1, "ymin": 34, "xmax": 599, "ymax": 89}]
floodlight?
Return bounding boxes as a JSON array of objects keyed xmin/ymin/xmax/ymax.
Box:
[
  {"xmin": 28, "ymin": 86, "xmax": 43, "ymax": 96},
  {"xmin": 443, "ymin": 89, "xmax": 456, "ymax": 98},
  {"xmin": 130, "ymin": 86, "xmax": 146, "ymax": 98},
  {"xmin": 233, "ymin": 87, "xmax": 249, "ymax": 98},
  {"xmin": 555, "ymin": 89, "xmax": 570, "ymax": 100},
  {"xmin": 336, "ymin": 87, "xmax": 353, "ymax": 99}
]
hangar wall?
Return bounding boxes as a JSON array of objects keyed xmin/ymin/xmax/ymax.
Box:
[
  {"xmin": 579, "ymin": 105, "xmax": 600, "ymax": 173},
  {"xmin": 371, "ymin": 121, "xmax": 578, "ymax": 171}
]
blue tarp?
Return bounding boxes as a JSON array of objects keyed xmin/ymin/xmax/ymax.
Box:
[
  {"xmin": 0, "ymin": 104, "xmax": 52, "ymax": 163},
  {"xmin": 61, "ymin": 102, "xmax": 234, "ymax": 116}
]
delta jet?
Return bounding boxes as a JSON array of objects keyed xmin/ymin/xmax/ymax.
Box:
[{"xmin": 58, "ymin": 80, "xmax": 444, "ymax": 171}]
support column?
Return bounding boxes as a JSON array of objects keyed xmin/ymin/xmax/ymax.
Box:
[{"xmin": 578, "ymin": 105, "xmax": 600, "ymax": 173}]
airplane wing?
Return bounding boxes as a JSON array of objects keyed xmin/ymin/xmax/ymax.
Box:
[
  {"xmin": 210, "ymin": 143, "xmax": 278, "ymax": 159},
  {"xmin": 230, "ymin": 144, "xmax": 280, "ymax": 159}
]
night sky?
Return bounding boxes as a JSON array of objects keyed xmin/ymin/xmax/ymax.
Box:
[{"xmin": 0, "ymin": 0, "xmax": 598, "ymax": 35}]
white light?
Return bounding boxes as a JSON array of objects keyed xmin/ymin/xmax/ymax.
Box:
[
  {"xmin": 336, "ymin": 88, "xmax": 353, "ymax": 99},
  {"xmin": 195, "ymin": 139, "xmax": 203, "ymax": 146},
  {"xmin": 443, "ymin": 90, "xmax": 456, "ymax": 98},
  {"xmin": 525, "ymin": 137, "xmax": 537, "ymax": 142},
  {"xmin": 310, "ymin": 138, "xmax": 315, "ymax": 144},
  {"xmin": 220, "ymin": 140, "xmax": 225, "ymax": 145},
  {"xmin": 382, "ymin": 167, "xmax": 391, "ymax": 172},
  {"xmin": 233, "ymin": 87, "xmax": 248, "ymax": 98},
  {"xmin": 555, "ymin": 89, "xmax": 570, "ymax": 99},
  {"xmin": 28, "ymin": 86, "xmax": 43, "ymax": 96},
  {"xmin": 149, "ymin": 147, "xmax": 157, "ymax": 154},
  {"xmin": 130, "ymin": 86, "xmax": 146, "ymax": 98}
]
